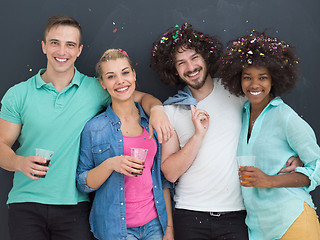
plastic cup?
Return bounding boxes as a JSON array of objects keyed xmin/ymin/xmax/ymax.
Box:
[
  {"xmin": 236, "ymin": 156, "xmax": 256, "ymax": 184},
  {"xmin": 130, "ymin": 148, "xmax": 148, "ymax": 175},
  {"xmin": 34, "ymin": 148, "xmax": 54, "ymax": 178},
  {"xmin": 236, "ymin": 156, "xmax": 256, "ymax": 167}
]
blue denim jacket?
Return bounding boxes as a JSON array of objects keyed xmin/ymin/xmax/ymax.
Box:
[{"xmin": 76, "ymin": 103, "xmax": 170, "ymax": 240}]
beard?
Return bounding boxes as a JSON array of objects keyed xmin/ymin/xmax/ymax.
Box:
[{"xmin": 181, "ymin": 67, "xmax": 209, "ymax": 90}]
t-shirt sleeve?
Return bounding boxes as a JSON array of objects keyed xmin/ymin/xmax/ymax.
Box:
[
  {"xmin": 286, "ymin": 111, "xmax": 320, "ymax": 192},
  {"xmin": 0, "ymin": 86, "xmax": 22, "ymax": 124}
]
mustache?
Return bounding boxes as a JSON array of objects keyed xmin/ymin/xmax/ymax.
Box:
[{"xmin": 184, "ymin": 67, "xmax": 202, "ymax": 77}]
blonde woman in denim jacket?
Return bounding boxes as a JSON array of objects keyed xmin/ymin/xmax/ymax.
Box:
[{"xmin": 76, "ymin": 49, "xmax": 174, "ymax": 240}]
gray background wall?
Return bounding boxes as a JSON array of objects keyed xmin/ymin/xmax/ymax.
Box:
[{"xmin": 0, "ymin": 0, "xmax": 319, "ymax": 239}]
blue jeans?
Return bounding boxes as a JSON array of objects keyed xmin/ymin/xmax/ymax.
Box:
[{"xmin": 126, "ymin": 217, "xmax": 163, "ymax": 240}]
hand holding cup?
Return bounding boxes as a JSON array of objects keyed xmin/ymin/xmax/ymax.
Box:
[{"xmin": 33, "ymin": 148, "xmax": 54, "ymax": 178}]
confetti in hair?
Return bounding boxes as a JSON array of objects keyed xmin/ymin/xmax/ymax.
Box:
[
  {"xmin": 118, "ymin": 48, "xmax": 129, "ymax": 58},
  {"xmin": 150, "ymin": 23, "xmax": 223, "ymax": 86},
  {"xmin": 96, "ymin": 49, "xmax": 133, "ymax": 79},
  {"xmin": 152, "ymin": 22, "xmax": 217, "ymax": 57},
  {"xmin": 221, "ymin": 30, "xmax": 296, "ymax": 67},
  {"xmin": 217, "ymin": 30, "xmax": 299, "ymax": 97}
]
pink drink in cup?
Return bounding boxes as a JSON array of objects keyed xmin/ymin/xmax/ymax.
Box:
[{"xmin": 130, "ymin": 148, "xmax": 148, "ymax": 175}]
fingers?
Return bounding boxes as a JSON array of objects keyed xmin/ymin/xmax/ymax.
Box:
[
  {"xmin": 191, "ymin": 107, "xmax": 210, "ymax": 133},
  {"xmin": 278, "ymin": 156, "xmax": 301, "ymax": 173},
  {"xmin": 285, "ymin": 157, "xmax": 294, "ymax": 167},
  {"xmin": 149, "ymin": 121, "xmax": 174, "ymax": 144},
  {"xmin": 278, "ymin": 165, "xmax": 295, "ymax": 173},
  {"xmin": 190, "ymin": 105, "xmax": 196, "ymax": 115},
  {"xmin": 120, "ymin": 156, "xmax": 145, "ymax": 177},
  {"xmin": 23, "ymin": 156, "xmax": 50, "ymax": 180},
  {"xmin": 157, "ymin": 124, "xmax": 174, "ymax": 143},
  {"xmin": 191, "ymin": 107, "xmax": 209, "ymax": 120},
  {"xmin": 238, "ymin": 166, "xmax": 254, "ymax": 185},
  {"xmin": 191, "ymin": 108, "xmax": 209, "ymax": 122},
  {"xmin": 148, "ymin": 123, "xmax": 155, "ymax": 140}
]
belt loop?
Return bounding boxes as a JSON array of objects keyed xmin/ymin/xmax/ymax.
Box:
[{"xmin": 210, "ymin": 212, "xmax": 221, "ymax": 217}]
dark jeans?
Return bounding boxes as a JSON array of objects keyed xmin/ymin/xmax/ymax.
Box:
[
  {"xmin": 8, "ymin": 202, "xmax": 95, "ymax": 240},
  {"xmin": 173, "ymin": 208, "xmax": 248, "ymax": 240}
]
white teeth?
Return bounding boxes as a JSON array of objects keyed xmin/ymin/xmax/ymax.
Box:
[
  {"xmin": 250, "ymin": 91, "xmax": 262, "ymax": 96},
  {"xmin": 56, "ymin": 58, "xmax": 67, "ymax": 62},
  {"xmin": 116, "ymin": 87, "xmax": 129, "ymax": 92},
  {"xmin": 188, "ymin": 71, "xmax": 199, "ymax": 77}
]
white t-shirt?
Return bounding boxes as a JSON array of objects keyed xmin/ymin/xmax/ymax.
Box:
[{"xmin": 164, "ymin": 78, "xmax": 246, "ymax": 212}]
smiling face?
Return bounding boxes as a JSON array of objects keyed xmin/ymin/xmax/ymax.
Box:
[
  {"xmin": 174, "ymin": 47, "xmax": 209, "ymax": 90},
  {"xmin": 241, "ymin": 66, "xmax": 273, "ymax": 110},
  {"xmin": 42, "ymin": 25, "xmax": 83, "ymax": 76},
  {"xmin": 99, "ymin": 58, "xmax": 136, "ymax": 102}
]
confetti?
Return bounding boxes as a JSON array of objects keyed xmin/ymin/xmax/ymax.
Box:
[
  {"xmin": 113, "ymin": 28, "xmax": 117, "ymax": 33},
  {"xmin": 89, "ymin": 8, "xmax": 91, "ymax": 12}
]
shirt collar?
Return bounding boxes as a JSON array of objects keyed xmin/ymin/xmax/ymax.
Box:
[
  {"xmin": 104, "ymin": 102, "xmax": 149, "ymax": 125},
  {"xmin": 244, "ymin": 96, "xmax": 283, "ymax": 112},
  {"xmin": 35, "ymin": 67, "xmax": 81, "ymax": 89}
]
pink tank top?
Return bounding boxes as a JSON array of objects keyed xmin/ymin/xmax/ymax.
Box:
[{"xmin": 123, "ymin": 128, "xmax": 158, "ymax": 228}]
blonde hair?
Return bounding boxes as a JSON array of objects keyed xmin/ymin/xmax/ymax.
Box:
[{"xmin": 96, "ymin": 49, "xmax": 133, "ymax": 81}]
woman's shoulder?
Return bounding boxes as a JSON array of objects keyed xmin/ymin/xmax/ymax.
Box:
[{"xmin": 85, "ymin": 111, "xmax": 112, "ymax": 131}]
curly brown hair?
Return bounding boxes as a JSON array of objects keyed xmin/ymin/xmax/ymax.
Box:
[
  {"xmin": 150, "ymin": 23, "xmax": 223, "ymax": 86},
  {"xmin": 216, "ymin": 30, "xmax": 299, "ymax": 97}
]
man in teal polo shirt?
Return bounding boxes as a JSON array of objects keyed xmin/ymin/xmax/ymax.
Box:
[{"xmin": 0, "ymin": 15, "xmax": 171, "ymax": 240}]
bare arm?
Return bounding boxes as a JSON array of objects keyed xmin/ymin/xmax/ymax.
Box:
[
  {"xmin": 162, "ymin": 188, "xmax": 174, "ymax": 240},
  {"xmin": 0, "ymin": 119, "xmax": 48, "ymax": 179},
  {"xmin": 133, "ymin": 91, "xmax": 173, "ymax": 143},
  {"xmin": 86, "ymin": 155, "xmax": 144, "ymax": 189},
  {"xmin": 161, "ymin": 105, "xmax": 209, "ymax": 182},
  {"xmin": 239, "ymin": 166, "xmax": 310, "ymax": 188}
]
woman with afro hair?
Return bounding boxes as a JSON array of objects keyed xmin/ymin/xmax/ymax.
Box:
[{"xmin": 217, "ymin": 30, "xmax": 320, "ymax": 240}]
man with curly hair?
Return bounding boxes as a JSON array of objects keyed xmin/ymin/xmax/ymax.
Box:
[{"xmin": 150, "ymin": 23, "xmax": 249, "ymax": 239}]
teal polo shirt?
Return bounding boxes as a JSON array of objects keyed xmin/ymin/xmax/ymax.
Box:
[{"xmin": 0, "ymin": 68, "xmax": 111, "ymax": 205}]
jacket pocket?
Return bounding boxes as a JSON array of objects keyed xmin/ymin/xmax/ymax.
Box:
[{"xmin": 92, "ymin": 143, "xmax": 111, "ymax": 164}]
